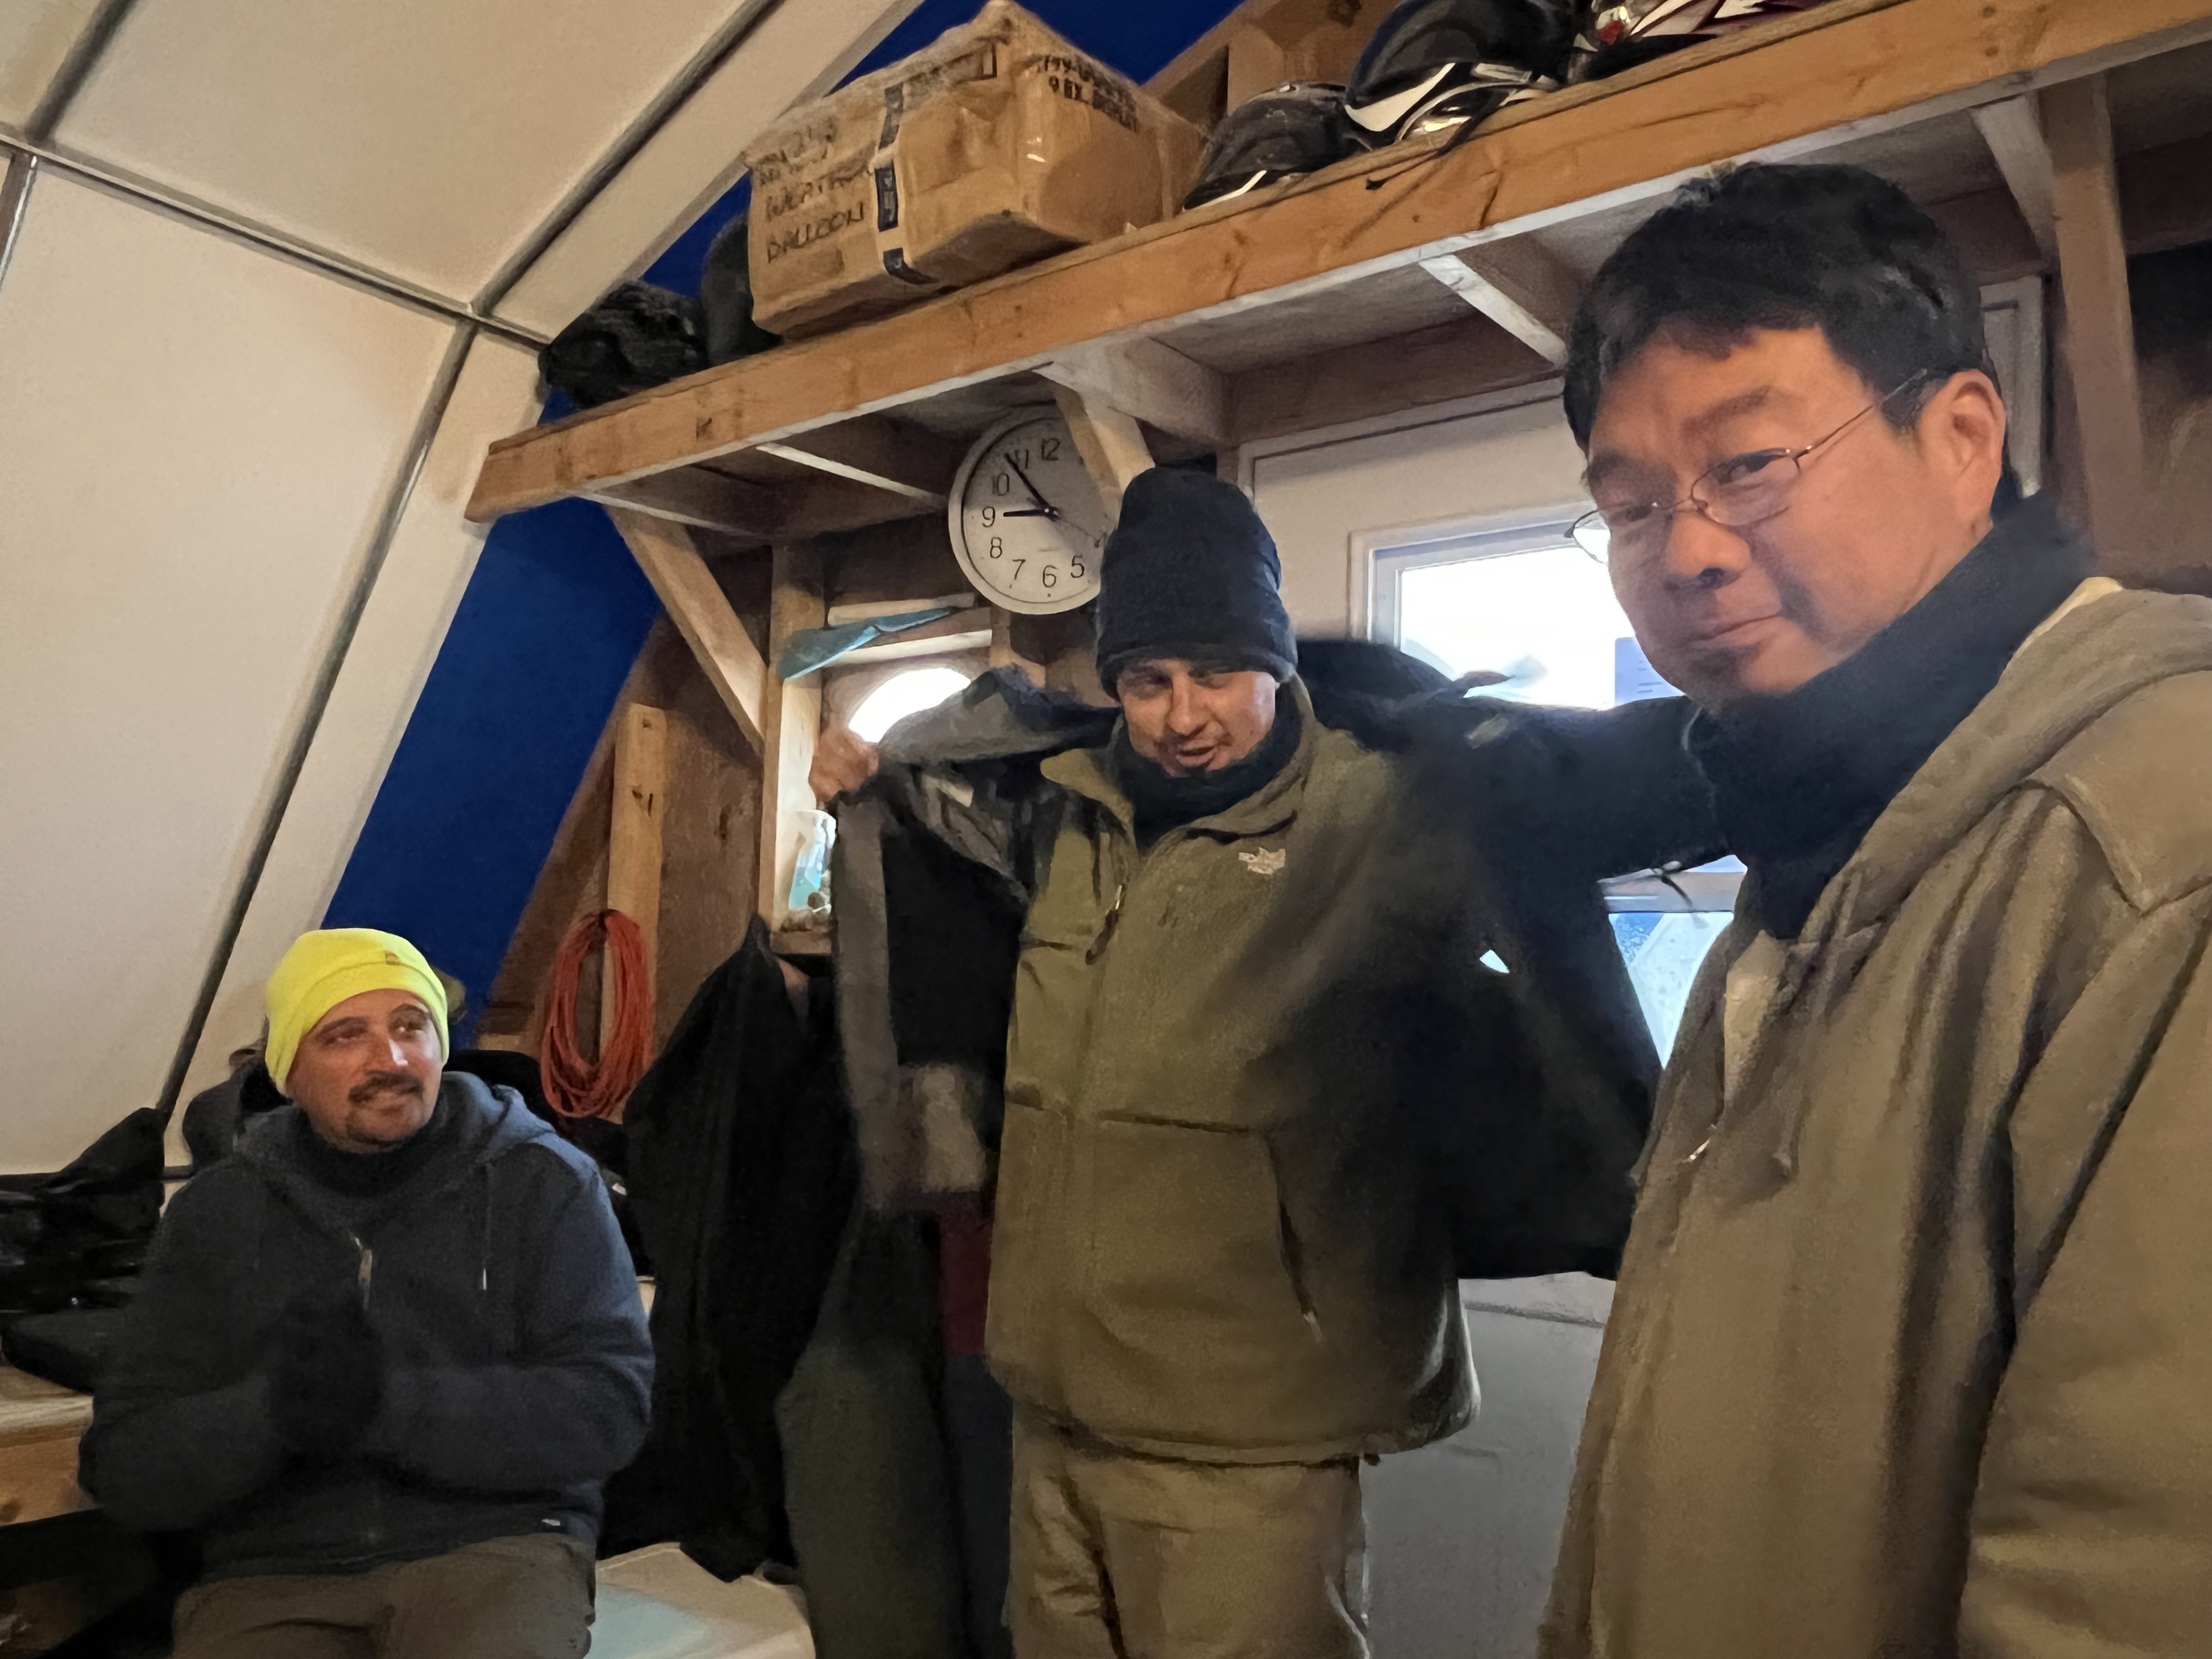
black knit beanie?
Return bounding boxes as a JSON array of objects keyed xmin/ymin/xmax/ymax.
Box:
[{"xmin": 1094, "ymin": 469, "xmax": 1296, "ymax": 692}]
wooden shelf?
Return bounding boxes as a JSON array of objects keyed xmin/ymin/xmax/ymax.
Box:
[{"xmin": 468, "ymin": 0, "xmax": 2212, "ymax": 538}]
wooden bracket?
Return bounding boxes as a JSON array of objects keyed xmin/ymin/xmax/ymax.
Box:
[
  {"xmin": 758, "ymin": 543, "xmax": 827, "ymax": 928},
  {"xmin": 1052, "ymin": 383, "xmax": 1156, "ymax": 517},
  {"xmin": 1419, "ymin": 239, "xmax": 1582, "ymax": 366},
  {"xmin": 1972, "ymin": 95, "xmax": 2058, "ymax": 262},
  {"xmin": 757, "ymin": 416, "xmax": 959, "ymax": 507},
  {"xmin": 605, "ymin": 508, "xmax": 767, "ymax": 752},
  {"xmin": 585, "ymin": 471, "xmax": 780, "ymax": 538},
  {"xmin": 1040, "ymin": 338, "xmax": 1229, "ymax": 449},
  {"xmin": 2042, "ymin": 74, "xmax": 2147, "ymax": 557},
  {"xmin": 603, "ymin": 703, "xmax": 665, "ymax": 1053}
]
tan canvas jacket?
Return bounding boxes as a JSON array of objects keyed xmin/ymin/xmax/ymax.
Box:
[{"xmin": 1543, "ymin": 590, "xmax": 2212, "ymax": 1658}]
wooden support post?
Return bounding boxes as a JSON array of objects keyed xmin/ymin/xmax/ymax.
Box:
[
  {"xmin": 1419, "ymin": 239, "xmax": 1582, "ymax": 366},
  {"xmin": 1972, "ymin": 95, "xmax": 2059, "ymax": 262},
  {"xmin": 606, "ymin": 508, "xmax": 768, "ymax": 752},
  {"xmin": 603, "ymin": 703, "xmax": 665, "ymax": 1054},
  {"xmin": 1053, "ymin": 385, "xmax": 1156, "ymax": 518},
  {"xmin": 757, "ymin": 543, "xmax": 826, "ymax": 928},
  {"xmin": 2042, "ymin": 74, "xmax": 2147, "ymax": 558}
]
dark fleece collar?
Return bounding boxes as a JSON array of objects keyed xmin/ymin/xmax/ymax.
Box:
[
  {"xmin": 1113, "ymin": 695, "xmax": 1305, "ymax": 850},
  {"xmin": 1690, "ymin": 495, "xmax": 2092, "ymax": 940}
]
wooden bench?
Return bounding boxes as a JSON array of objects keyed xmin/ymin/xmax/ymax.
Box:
[{"xmin": 0, "ymin": 1369, "xmax": 92, "ymax": 1532}]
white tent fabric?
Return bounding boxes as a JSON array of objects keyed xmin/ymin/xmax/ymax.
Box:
[{"xmin": 0, "ymin": 0, "xmax": 921, "ymax": 1170}]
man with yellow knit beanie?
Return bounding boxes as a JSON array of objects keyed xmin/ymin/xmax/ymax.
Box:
[{"xmin": 83, "ymin": 929, "xmax": 651, "ymax": 1659}]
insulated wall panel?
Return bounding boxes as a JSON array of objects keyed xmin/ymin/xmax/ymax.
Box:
[
  {"xmin": 55, "ymin": 0, "xmax": 746, "ymax": 299},
  {"xmin": 0, "ymin": 176, "xmax": 451, "ymax": 1171},
  {"xmin": 0, "ymin": 0, "xmax": 101, "ymax": 127},
  {"xmin": 496, "ymin": 0, "xmax": 922, "ymax": 335},
  {"xmin": 174, "ymin": 334, "xmax": 544, "ymax": 1128}
]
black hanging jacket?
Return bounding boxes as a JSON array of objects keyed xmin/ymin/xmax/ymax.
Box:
[{"xmin": 617, "ymin": 921, "xmax": 855, "ymax": 1579}]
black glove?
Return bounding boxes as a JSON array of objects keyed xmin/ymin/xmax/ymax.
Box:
[{"xmin": 267, "ymin": 1282, "xmax": 383, "ymax": 1462}]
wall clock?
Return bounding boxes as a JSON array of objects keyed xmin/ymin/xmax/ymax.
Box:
[{"xmin": 946, "ymin": 409, "xmax": 1108, "ymax": 616}]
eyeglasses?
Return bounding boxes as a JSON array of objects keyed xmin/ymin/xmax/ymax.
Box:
[{"xmin": 1571, "ymin": 375, "xmax": 1931, "ymax": 566}]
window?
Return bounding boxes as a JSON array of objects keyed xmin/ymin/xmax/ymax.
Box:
[
  {"xmin": 848, "ymin": 664, "xmax": 975, "ymax": 743},
  {"xmin": 1369, "ymin": 518, "xmax": 1737, "ymax": 1056},
  {"xmin": 1375, "ymin": 520, "xmax": 1637, "ymax": 707}
]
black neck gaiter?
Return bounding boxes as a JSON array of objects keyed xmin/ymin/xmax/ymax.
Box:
[
  {"xmin": 294, "ymin": 1091, "xmax": 454, "ymax": 1200},
  {"xmin": 1113, "ymin": 695, "xmax": 1304, "ymax": 850},
  {"xmin": 1690, "ymin": 496, "xmax": 2092, "ymax": 940}
]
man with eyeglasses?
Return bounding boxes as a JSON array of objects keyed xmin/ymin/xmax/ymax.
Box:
[{"xmin": 1541, "ymin": 163, "xmax": 2212, "ymax": 1659}]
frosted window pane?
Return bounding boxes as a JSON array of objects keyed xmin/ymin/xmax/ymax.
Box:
[
  {"xmin": 1396, "ymin": 544, "xmax": 1635, "ymax": 710},
  {"xmin": 851, "ymin": 666, "xmax": 975, "ymax": 742},
  {"xmin": 1609, "ymin": 912, "xmax": 1734, "ymax": 1057}
]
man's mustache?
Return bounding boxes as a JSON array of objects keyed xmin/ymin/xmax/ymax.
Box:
[{"xmin": 350, "ymin": 1071, "xmax": 425, "ymax": 1105}]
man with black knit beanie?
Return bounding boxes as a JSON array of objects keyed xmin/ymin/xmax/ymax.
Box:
[
  {"xmin": 1542, "ymin": 162, "xmax": 2212, "ymax": 1659},
  {"xmin": 811, "ymin": 461, "xmax": 1688, "ymax": 1658},
  {"xmin": 992, "ymin": 467, "xmax": 1421, "ymax": 1658}
]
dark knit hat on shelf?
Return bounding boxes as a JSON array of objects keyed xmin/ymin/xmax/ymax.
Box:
[{"xmin": 1094, "ymin": 468, "xmax": 1296, "ymax": 692}]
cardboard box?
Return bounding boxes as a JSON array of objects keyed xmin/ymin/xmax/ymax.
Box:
[{"xmin": 743, "ymin": 2, "xmax": 1204, "ymax": 338}]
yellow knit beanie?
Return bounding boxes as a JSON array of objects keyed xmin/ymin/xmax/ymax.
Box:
[{"xmin": 264, "ymin": 928, "xmax": 449, "ymax": 1094}]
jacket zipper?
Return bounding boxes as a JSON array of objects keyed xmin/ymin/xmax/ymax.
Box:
[
  {"xmin": 1086, "ymin": 882, "xmax": 1126, "ymax": 963},
  {"xmin": 351, "ymin": 1233, "xmax": 384, "ymax": 1550}
]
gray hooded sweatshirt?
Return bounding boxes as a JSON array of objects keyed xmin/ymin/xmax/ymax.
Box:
[{"xmin": 83, "ymin": 1072, "xmax": 651, "ymax": 1579}]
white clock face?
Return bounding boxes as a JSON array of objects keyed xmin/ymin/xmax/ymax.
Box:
[{"xmin": 948, "ymin": 411, "xmax": 1109, "ymax": 616}]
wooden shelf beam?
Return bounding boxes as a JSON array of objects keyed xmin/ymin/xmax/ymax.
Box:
[
  {"xmin": 584, "ymin": 471, "xmax": 780, "ymax": 538},
  {"xmin": 755, "ymin": 415, "xmax": 962, "ymax": 508},
  {"xmin": 1039, "ymin": 338, "xmax": 1229, "ymax": 448},
  {"xmin": 837, "ymin": 609, "xmax": 996, "ymax": 665},
  {"xmin": 468, "ymin": 0, "xmax": 2212, "ymax": 529},
  {"xmin": 1419, "ymin": 240, "xmax": 1582, "ymax": 367}
]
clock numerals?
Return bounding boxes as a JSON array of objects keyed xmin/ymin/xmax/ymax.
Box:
[{"xmin": 952, "ymin": 414, "xmax": 1105, "ymax": 614}]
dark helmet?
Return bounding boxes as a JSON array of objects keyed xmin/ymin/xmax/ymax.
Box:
[
  {"xmin": 698, "ymin": 212, "xmax": 781, "ymax": 366},
  {"xmin": 1345, "ymin": 0, "xmax": 1577, "ymax": 145},
  {"xmin": 1183, "ymin": 83, "xmax": 1364, "ymax": 211},
  {"xmin": 539, "ymin": 282, "xmax": 704, "ymax": 410},
  {"xmin": 1571, "ymin": 1, "xmax": 1793, "ymax": 84}
]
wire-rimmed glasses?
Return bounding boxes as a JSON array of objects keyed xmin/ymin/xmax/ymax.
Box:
[{"xmin": 1571, "ymin": 375, "xmax": 1932, "ymax": 566}]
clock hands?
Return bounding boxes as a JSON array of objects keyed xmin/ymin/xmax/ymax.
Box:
[{"xmin": 1005, "ymin": 455, "xmax": 1060, "ymax": 520}]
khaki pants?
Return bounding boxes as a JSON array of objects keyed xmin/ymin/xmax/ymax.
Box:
[
  {"xmin": 1009, "ymin": 1410, "xmax": 1368, "ymax": 1659},
  {"xmin": 170, "ymin": 1534, "xmax": 595, "ymax": 1659}
]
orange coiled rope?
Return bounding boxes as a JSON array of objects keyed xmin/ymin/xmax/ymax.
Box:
[{"xmin": 540, "ymin": 909, "xmax": 656, "ymax": 1120}]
